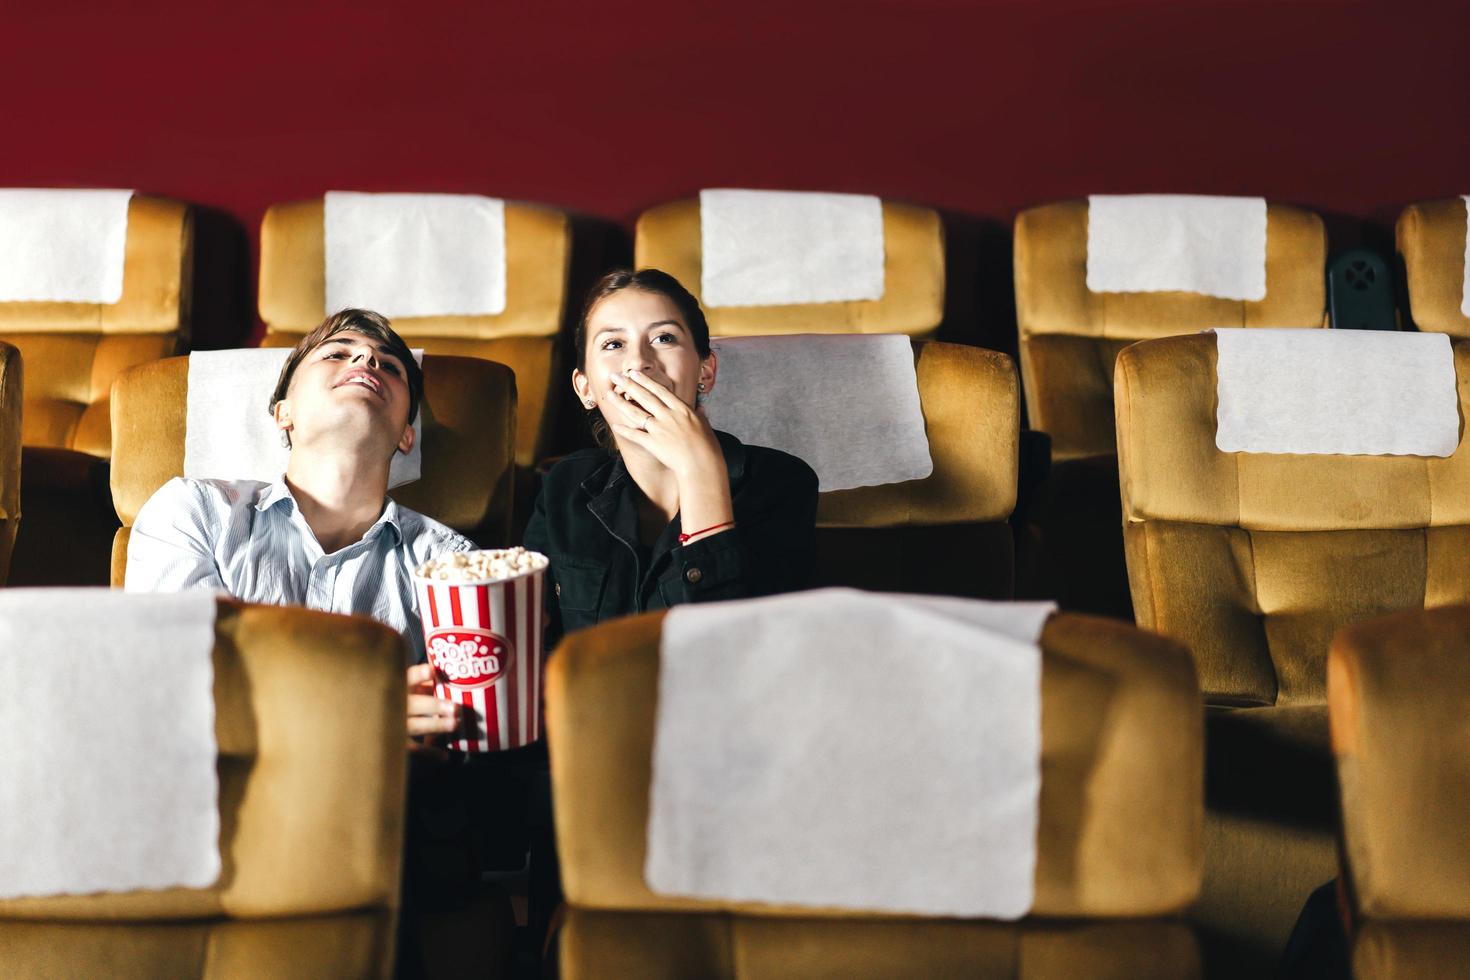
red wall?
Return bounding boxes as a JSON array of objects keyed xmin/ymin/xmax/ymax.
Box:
[{"xmin": 3, "ymin": 0, "xmax": 1466, "ymax": 347}]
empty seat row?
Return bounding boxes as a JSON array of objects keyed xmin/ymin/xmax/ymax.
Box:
[{"xmin": 3, "ymin": 589, "xmax": 1465, "ymax": 977}]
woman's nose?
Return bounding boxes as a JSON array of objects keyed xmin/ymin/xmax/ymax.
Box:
[{"xmin": 352, "ymin": 350, "xmax": 380, "ymax": 368}]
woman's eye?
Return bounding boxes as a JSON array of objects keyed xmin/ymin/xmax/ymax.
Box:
[
  {"xmin": 654, "ymin": 333, "xmax": 678, "ymax": 345},
  {"xmin": 382, "ymin": 362, "xmax": 402, "ymax": 376},
  {"xmin": 600, "ymin": 339, "xmax": 623, "ymax": 351},
  {"xmin": 324, "ymin": 350, "xmax": 347, "ymax": 360}
]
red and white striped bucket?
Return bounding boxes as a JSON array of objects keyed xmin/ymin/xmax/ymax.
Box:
[{"xmin": 413, "ymin": 566, "xmax": 546, "ymax": 752}]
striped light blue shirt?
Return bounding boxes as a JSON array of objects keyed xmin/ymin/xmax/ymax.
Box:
[{"xmin": 125, "ymin": 476, "xmax": 473, "ymax": 663}]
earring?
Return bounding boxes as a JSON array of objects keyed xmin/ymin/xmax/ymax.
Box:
[
  {"xmin": 279, "ymin": 431, "xmax": 291, "ymax": 449},
  {"xmin": 697, "ymin": 383, "xmax": 706, "ymax": 392},
  {"xmin": 584, "ymin": 399, "xmax": 596, "ymax": 409}
]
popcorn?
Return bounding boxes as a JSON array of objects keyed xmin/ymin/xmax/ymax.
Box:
[{"xmin": 416, "ymin": 547, "xmax": 549, "ymax": 584}]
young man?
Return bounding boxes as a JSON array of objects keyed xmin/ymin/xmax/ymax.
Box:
[{"xmin": 126, "ymin": 308, "xmax": 464, "ymax": 745}]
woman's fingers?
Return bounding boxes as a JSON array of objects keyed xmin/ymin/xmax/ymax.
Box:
[
  {"xmin": 619, "ymin": 369, "xmax": 684, "ymax": 411},
  {"xmin": 611, "ymin": 421, "xmax": 656, "ymax": 447},
  {"xmin": 607, "ymin": 387, "xmax": 658, "ymax": 428}
]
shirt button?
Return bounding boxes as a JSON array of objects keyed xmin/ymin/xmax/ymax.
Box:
[
  {"xmin": 554, "ymin": 582, "xmax": 561, "ymax": 597},
  {"xmin": 685, "ymin": 567, "xmax": 703, "ymax": 585}
]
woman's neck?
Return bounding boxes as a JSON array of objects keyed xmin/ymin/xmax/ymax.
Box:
[{"xmin": 617, "ymin": 440, "xmax": 680, "ymax": 525}]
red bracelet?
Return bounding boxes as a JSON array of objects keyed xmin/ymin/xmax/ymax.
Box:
[{"xmin": 678, "ymin": 520, "xmax": 735, "ymax": 544}]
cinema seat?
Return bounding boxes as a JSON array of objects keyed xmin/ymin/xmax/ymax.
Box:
[
  {"xmin": 634, "ymin": 195, "xmax": 945, "ymax": 338},
  {"xmin": 1013, "ymin": 200, "xmax": 1326, "ymax": 618},
  {"xmin": 0, "ymin": 599, "xmax": 416, "ymax": 979},
  {"xmin": 108, "ymin": 354, "xmax": 517, "ymax": 585},
  {"xmin": 1114, "ymin": 332, "xmax": 1470, "ymax": 973},
  {"xmin": 0, "ymin": 342, "xmax": 19, "ymax": 585},
  {"xmin": 258, "ymin": 197, "xmax": 569, "ymax": 470},
  {"xmin": 0, "ymin": 194, "xmax": 192, "ymax": 586},
  {"xmin": 1328, "ymin": 605, "xmax": 1470, "ymax": 979},
  {"xmin": 546, "ymin": 609, "xmax": 1204, "ymax": 979},
  {"xmin": 814, "ymin": 340, "xmax": 1019, "ymax": 599},
  {"xmin": 1395, "ymin": 198, "xmax": 1470, "ymax": 337}
]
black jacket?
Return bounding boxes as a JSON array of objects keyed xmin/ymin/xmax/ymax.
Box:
[{"xmin": 523, "ymin": 431, "xmax": 818, "ymax": 651}]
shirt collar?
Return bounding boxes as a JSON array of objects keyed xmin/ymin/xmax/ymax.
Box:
[{"xmin": 256, "ymin": 475, "xmax": 404, "ymax": 546}]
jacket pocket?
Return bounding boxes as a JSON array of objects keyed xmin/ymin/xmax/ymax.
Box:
[{"xmin": 549, "ymin": 556, "xmax": 608, "ymax": 614}]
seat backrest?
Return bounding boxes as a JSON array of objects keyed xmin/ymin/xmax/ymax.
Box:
[
  {"xmin": 1396, "ymin": 198, "xmax": 1470, "ymax": 338},
  {"xmin": 1116, "ymin": 332, "xmax": 1470, "ymax": 706},
  {"xmin": 635, "ymin": 196, "xmax": 945, "ymax": 338},
  {"xmin": 259, "ymin": 197, "xmax": 569, "ymax": 466},
  {"xmin": 109, "ymin": 354, "xmax": 516, "ymax": 585},
  {"xmin": 546, "ymin": 609, "xmax": 1202, "ymax": 921},
  {"xmin": 0, "ymin": 342, "xmax": 19, "ymax": 585},
  {"xmin": 1330, "ymin": 605, "xmax": 1470, "ymax": 922},
  {"xmin": 0, "ymin": 195, "xmax": 192, "ymax": 458},
  {"xmin": 1015, "ymin": 200, "xmax": 1326, "ymax": 461},
  {"xmin": 0, "ymin": 598, "xmax": 405, "ymax": 922},
  {"xmin": 812, "ymin": 340, "xmax": 1018, "ymax": 597}
]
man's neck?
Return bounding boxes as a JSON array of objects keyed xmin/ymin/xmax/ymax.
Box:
[{"xmin": 283, "ymin": 446, "xmax": 393, "ymax": 555}]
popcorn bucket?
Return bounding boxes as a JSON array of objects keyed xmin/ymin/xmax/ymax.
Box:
[{"xmin": 413, "ymin": 552, "xmax": 547, "ymax": 753}]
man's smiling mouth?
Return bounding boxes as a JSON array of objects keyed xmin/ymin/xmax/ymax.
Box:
[{"xmin": 335, "ymin": 369, "xmax": 384, "ymax": 397}]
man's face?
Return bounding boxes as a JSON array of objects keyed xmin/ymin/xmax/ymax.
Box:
[{"xmin": 274, "ymin": 330, "xmax": 415, "ymax": 456}]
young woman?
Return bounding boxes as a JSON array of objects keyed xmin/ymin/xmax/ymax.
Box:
[{"xmin": 524, "ymin": 268, "xmax": 818, "ymax": 648}]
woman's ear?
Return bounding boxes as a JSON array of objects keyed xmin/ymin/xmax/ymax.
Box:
[
  {"xmin": 397, "ymin": 423, "xmax": 416, "ymax": 456},
  {"xmin": 697, "ymin": 350, "xmax": 718, "ymax": 395},
  {"xmin": 572, "ymin": 368, "xmax": 596, "ymax": 409}
]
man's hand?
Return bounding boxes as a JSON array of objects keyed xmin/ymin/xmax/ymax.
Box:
[{"xmin": 407, "ymin": 663, "xmax": 459, "ymax": 758}]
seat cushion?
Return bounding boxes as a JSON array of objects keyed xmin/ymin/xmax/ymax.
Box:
[
  {"xmin": 635, "ymin": 197, "xmax": 945, "ymax": 338},
  {"xmin": 547, "ymin": 611, "xmax": 1202, "ymax": 920},
  {"xmin": 1014, "ymin": 200, "xmax": 1326, "ymax": 460},
  {"xmin": 1396, "ymin": 199, "xmax": 1470, "ymax": 338},
  {"xmin": 561, "ymin": 909, "xmax": 1200, "ymax": 980},
  {"xmin": 0, "ymin": 912, "xmax": 393, "ymax": 980},
  {"xmin": 259, "ymin": 198, "xmax": 568, "ymax": 341},
  {"xmin": 1116, "ymin": 333, "xmax": 1470, "ymax": 705},
  {"xmin": 816, "ymin": 341, "xmax": 1018, "ymax": 528},
  {"xmin": 1330, "ymin": 605, "xmax": 1470, "ymax": 920},
  {"xmin": 0, "ymin": 601, "xmax": 406, "ymax": 921}
]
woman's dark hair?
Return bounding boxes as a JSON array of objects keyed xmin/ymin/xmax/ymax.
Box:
[
  {"xmin": 575, "ymin": 268, "xmax": 712, "ymax": 370},
  {"xmin": 575, "ymin": 268, "xmax": 713, "ymax": 448},
  {"xmin": 270, "ymin": 308, "xmax": 423, "ymax": 432}
]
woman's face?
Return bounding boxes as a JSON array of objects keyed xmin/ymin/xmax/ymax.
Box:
[{"xmin": 573, "ymin": 288, "xmax": 713, "ymax": 413}]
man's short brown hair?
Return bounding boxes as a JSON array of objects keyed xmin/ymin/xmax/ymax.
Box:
[{"xmin": 269, "ymin": 309, "xmax": 423, "ymax": 426}]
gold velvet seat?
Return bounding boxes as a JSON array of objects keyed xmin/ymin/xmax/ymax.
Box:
[
  {"xmin": 0, "ymin": 599, "xmax": 410, "ymax": 978},
  {"xmin": 635, "ymin": 196, "xmax": 945, "ymax": 338},
  {"xmin": 1013, "ymin": 200, "xmax": 1327, "ymax": 617},
  {"xmin": 637, "ymin": 197, "xmax": 1001, "ymax": 594},
  {"xmin": 1396, "ymin": 198, "xmax": 1470, "ymax": 337},
  {"xmin": 0, "ymin": 342, "xmax": 18, "ymax": 585},
  {"xmin": 1329, "ymin": 605, "xmax": 1470, "ymax": 979},
  {"xmin": 108, "ymin": 353, "xmax": 517, "ymax": 585},
  {"xmin": 259, "ymin": 197, "xmax": 569, "ymax": 472},
  {"xmin": 546, "ymin": 610, "xmax": 1204, "ymax": 978},
  {"xmin": 1114, "ymin": 331, "xmax": 1470, "ymax": 972},
  {"xmin": 812, "ymin": 340, "xmax": 1019, "ymax": 597},
  {"xmin": 0, "ymin": 195, "xmax": 193, "ymax": 586}
]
